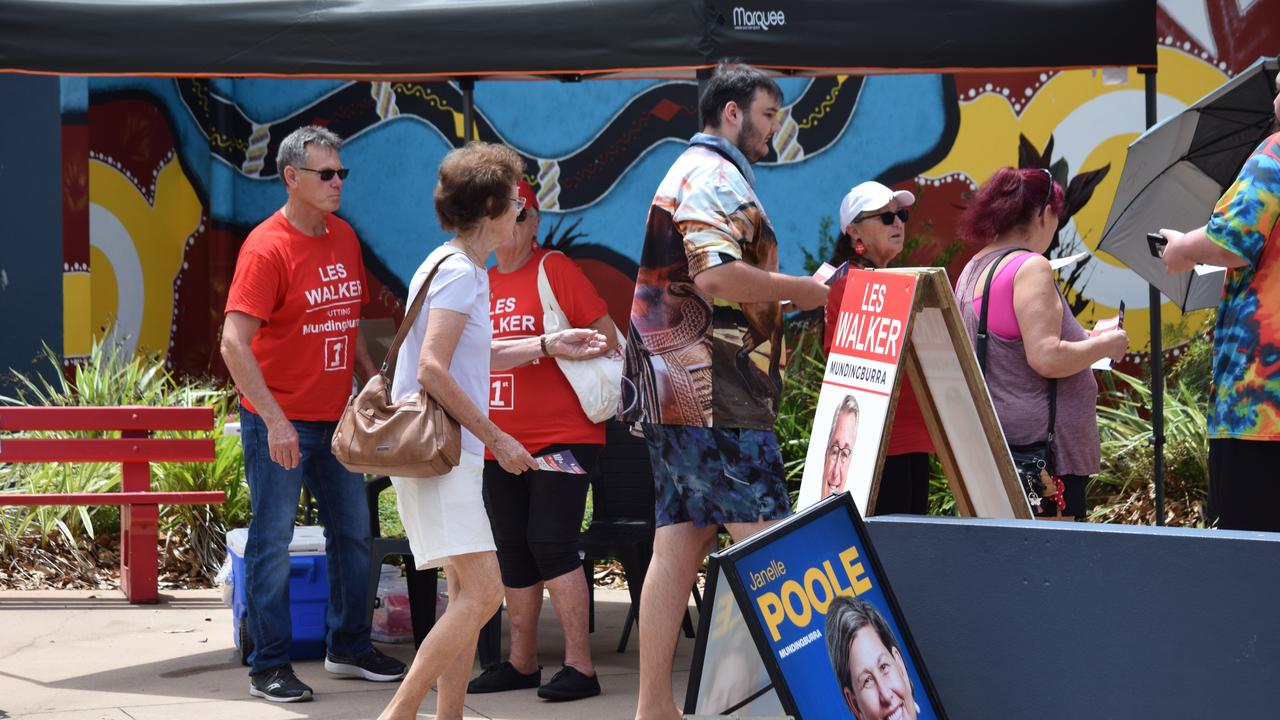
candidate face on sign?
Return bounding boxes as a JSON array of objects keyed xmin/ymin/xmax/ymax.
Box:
[
  {"xmin": 823, "ymin": 395, "xmax": 860, "ymax": 499},
  {"xmin": 826, "ymin": 595, "xmax": 918, "ymax": 720}
]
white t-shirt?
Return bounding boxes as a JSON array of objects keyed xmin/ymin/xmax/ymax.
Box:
[{"xmin": 392, "ymin": 246, "xmax": 491, "ymax": 456}]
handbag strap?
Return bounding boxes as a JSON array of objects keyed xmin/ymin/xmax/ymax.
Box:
[
  {"xmin": 536, "ymin": 250, "xmax": 626, "ymax": 354},
  {"xmin": 975, "ymin": 248, "xmax": 1057, "ymax": 444},
  {"xmin": 380, "ymin": 249, "xmax": 465, "ymax": 379},
  {"xmin": 536, "ymin": 251, "xmax": 570, "ymax": 333}
]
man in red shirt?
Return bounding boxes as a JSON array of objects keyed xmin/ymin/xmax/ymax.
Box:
[{"xmin": 221, "ymin": 126, "xmax": 405, "ymax": 703}]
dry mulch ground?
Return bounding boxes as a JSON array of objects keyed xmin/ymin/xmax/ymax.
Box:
[{"xmin": 0, "ymin": 534, "xmax": 215, "ymax": 591}]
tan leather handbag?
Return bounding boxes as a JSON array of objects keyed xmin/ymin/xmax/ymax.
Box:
[{"xmin": 331, "ymin": 254, "xmax": 462, "ymax": 478}]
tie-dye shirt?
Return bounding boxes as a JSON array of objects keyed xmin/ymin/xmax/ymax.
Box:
[
  {"xmin": 621, "ymin": 134, "xmax": 784, "ymax": 429},
  {"xmin": 1206, "ymin": 132, "xmax": 1280, "ymax": 440}
]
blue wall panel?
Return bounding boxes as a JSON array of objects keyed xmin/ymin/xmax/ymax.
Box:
[{"xmin": 0, "ymin": 74, "xmax": 62, "ymax": 389}]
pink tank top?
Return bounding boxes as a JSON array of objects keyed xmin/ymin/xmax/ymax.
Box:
[{"xmin": 971, "ymin": 252, "xmax": 1035, "ymax": 340}]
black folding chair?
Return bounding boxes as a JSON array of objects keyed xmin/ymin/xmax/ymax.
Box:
[{"xmin": 365, "ymin": 476, "xmax": 502, "ymax": 666}]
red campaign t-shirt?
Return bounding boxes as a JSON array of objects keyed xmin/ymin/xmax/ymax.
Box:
[
  {"xmin": 224, "ymin": 211, "xmax": 367, "ymax": 421},
  {"xmin": 824, "ymin": 273, "xmax": 935, "ymax": 456},
  {"xmin": 486, "ymin": 248, "xmax": 609, "ymax": 456}
]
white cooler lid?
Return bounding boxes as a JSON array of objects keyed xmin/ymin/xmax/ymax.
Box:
[{"xmin": 225, "ymin": 525, "xmax": 328, "ymax": 556}]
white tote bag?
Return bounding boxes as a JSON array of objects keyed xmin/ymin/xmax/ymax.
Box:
[{"xmin": 536, "ymin": 252, "xmax": 625, "ymax": 423}]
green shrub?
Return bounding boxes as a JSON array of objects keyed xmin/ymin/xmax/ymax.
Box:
[
  {"xmin": 775, "ymin": 327, "xmax": 827, "ymax": 505},
  {"xmin": 926, "ymin": 455, "xmax": 958, "ymax": 516},
  {"xmin": 1090, "ymin": 368, "xmax": 1209, "ymax": 526}
]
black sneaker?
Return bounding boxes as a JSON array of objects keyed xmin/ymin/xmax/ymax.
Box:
[
  {"xmin": 324, "ymin": 647, "xmax": 407, "ymax": 682},
  {"xmin": 467, "ymin": 661, "xmax": 542, "ymax": 693},
  {"xmin": 537, "ymin": 664, "xmax": 601, "ymax": 701},
  {"xmin": 248, "ymin": 665, "xmax": 313, "ymax": 703}
]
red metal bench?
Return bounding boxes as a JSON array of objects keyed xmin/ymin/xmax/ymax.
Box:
[{"xmin": 0, "ymin": 406, "xmax": 224, "ymax": 603}]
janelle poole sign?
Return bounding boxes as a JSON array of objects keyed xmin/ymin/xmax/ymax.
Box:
[
  {"xmin": 799, "ymin": 269, "xmax": 918, "ymax": 513},
  {"xmin": 684, "ymin": 493, "xmax": 947, "ymax": 720}
]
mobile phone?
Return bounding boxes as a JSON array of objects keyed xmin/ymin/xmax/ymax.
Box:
[
  {"xmin": 1117, "ymin": 301, "xmax": 1126, "ymax": 330},
  {"xmin": 1146, "ymin": 232, "xmax": 1167, "ymax": 258}
]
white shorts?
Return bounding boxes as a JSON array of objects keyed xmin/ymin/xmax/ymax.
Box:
[{"xmin": 391, "ymin": 452, "xmax": 495, "ymax": 570}]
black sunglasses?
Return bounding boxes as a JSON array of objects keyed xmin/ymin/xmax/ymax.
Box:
[
  {"xmin": 516, "ymin": 208, "xmax": 530, "ymax": 223},
  {"xmin": 297, "ymin": 166, "xmax": 350, "ymax": 181},
  {"xmin": 1037, "ymin": 167, "xmax": 1053, "ymax": 216},
  {"xmin": 855, "ymin": 208, "xmax": 909, "ymax": 226}
]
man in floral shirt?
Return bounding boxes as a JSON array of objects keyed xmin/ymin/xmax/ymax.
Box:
[{"xmin": 622, "ymin": 62, "xmax": 829, "ymax": 720}]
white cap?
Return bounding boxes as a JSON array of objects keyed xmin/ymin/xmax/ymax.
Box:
[{"xmin": 838, "ymin": 181, "xmax": 916, "ymax": 229}]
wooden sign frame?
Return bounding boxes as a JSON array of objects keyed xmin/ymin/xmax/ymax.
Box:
[{"xmin": 888, "ymin": 267, "xmax": 1030, "ymax": 518}]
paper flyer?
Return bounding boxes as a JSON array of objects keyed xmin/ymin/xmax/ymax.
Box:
[
  {"xmin": 797, "ymin": 269, "xmax": 918, "ymax": 513},
  {"xmin": 533, "ymin": 449, "xmax": 587, "ymax": 474},
  {"xmin": 1089, "ymin": 301, "xmax": 1125, "ymax": 371},
  {"xmin": 1049, "ymin": 251, "xmax": 1089, "ymax": 270},
  {"xmin": 814, "ymin": 261, "xmax": 850, "ymax": 286}
]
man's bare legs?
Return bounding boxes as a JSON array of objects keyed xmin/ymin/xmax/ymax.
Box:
[
  {"xmin": 723, "ymin": 519, "xmax": 778, "ymax": 544},
  {"xmin": 504, "ymin": 566, "xmax": 595, "ymax": 677},
  {"xmin": 634, "ymin": 522, "xmax": 718, "ymax": 720},
  {"xmin": 633, "ymin": 518, "xmax": 779, "ymax": 720},
  {"xmin": 378, "ymin": 551, "xmax": 503, "ymax": 720}
]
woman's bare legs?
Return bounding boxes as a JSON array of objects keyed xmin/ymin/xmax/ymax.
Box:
[
  {"xmin": 544, "ymin": 567, "xmax": 594, "ymax": 675},
  {"xmin": 379, "ymin": 551, "xmax": 503, "ymax": 720},
  {"xmin": 503, "ymin": 567, "xmax": 594, "ymax": 677},
  {"xmin": 503, "ymin": 583, "xmax": 543, "ymax": 674}
]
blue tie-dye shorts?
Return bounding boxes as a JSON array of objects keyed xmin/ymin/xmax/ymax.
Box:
[{"xmin": 641, "ymin": 423, "xmax": 791, "ymax": 528}]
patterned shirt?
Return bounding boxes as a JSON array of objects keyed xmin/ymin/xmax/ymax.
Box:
[
  {"xmin": 1206, "ymin": 132, "xmax": 1280, "ymax": 440},
  {"xmin": 621, "ymin": 134, "xmax": 784, "ymax": 429}
]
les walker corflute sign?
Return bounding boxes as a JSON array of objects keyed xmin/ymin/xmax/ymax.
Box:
[{"xmin": 797, "ymin": 269, "xmax": 918, "ymax": 513}]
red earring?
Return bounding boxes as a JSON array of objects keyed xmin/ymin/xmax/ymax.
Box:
[{"xmin": 854, "ymin": 239, "xmax": 866, "ymax": 255}]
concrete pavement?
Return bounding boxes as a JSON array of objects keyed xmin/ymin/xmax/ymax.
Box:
[{"xmin": 0, "ymin": 587, "xmax": 697, "ymax": 719}]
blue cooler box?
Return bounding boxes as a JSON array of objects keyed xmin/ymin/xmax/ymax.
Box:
[{"xmin": 226, "ymin": 526, "xmax": 329, "ymax": 663}]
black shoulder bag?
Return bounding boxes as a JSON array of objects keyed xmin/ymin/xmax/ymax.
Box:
[{"xmin": 974, "ymin": 248, "xmax": 1063, "ymax": 515}]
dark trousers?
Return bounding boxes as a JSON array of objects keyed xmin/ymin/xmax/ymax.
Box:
[
  {"xmin": 482, "ymin": 443, "xmax": 600, "ymax": 588},
  {"xmin": 1208, "ymin": 438, "xmax": 1280, "ymax": 531},
  {"xmin": 874, "ymin": 452, "xmax": 931, "ymax": 515}
]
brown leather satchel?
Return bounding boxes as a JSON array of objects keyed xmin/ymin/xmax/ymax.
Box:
[{"xmin": 331, "ymin": 254, "xmax": 462, "ymax": 478}]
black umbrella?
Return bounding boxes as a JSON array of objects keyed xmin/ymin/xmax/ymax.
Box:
[{"xmin": 1098, "ymin": 56, "xmax": 1279, "ymax": 312}]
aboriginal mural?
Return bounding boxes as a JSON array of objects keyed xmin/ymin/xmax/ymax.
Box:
[{"xmin": 54, "ymin": 0, "xmax": 1278, "ymax": 377}]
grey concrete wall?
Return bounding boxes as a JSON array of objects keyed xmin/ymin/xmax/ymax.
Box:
[
  {"xmin": 865, "ymin": 516, "xmax": 1280, "ymax": 718},
  {"xmin": 0, "ymin": 74, "xmax": 62, "ymax": 392}
]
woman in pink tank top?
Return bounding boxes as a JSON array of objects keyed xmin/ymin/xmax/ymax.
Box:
[{"xmin": 953, "ymin": 167, "xmax": 1129, "ymax": 520}]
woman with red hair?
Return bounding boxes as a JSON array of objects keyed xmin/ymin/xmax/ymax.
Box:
[{"xmin": 954, "ymin": 167, "xmax": 1128, "ymax": 519}]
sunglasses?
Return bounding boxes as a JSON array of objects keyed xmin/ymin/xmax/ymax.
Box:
[
  {"xmin": 297, "ymin": 166, "xmax": 350, "ymax": 181},
  {"xmin": 855, "ymin": 208, "xmax": 909, "ymax": 226},
  {"xmin": 1037, "ymin": 167, "xmax": 1054, "ymax": 216},
  {"xmin": 517, "ymin": 208, "xmax": 530, "ymax": 223}
]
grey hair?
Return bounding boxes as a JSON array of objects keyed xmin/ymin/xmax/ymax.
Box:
[
  {"xmin": 826, "ymin": 394, "xmax": 861, "ymax": 448},
  {"xmin": 276, "ymin": 125, "xmax": 343, "ymax": 182},
  {"xmin": 825, "ymin": 595, "xmax": 900, "ymax": 711}
]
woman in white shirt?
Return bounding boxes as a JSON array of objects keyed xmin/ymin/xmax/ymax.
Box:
[{"xmin": 379, "ymin": 142, "xmax": 605, "ymax": 720}]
